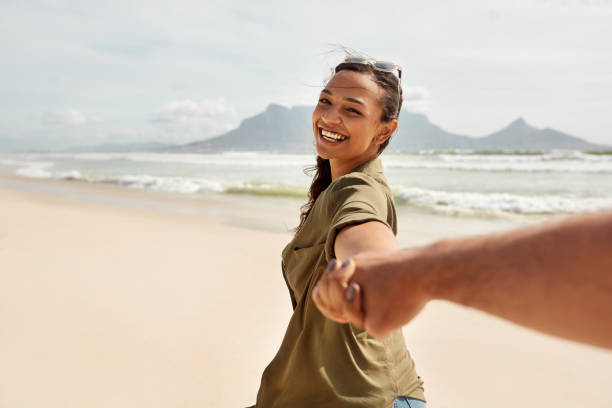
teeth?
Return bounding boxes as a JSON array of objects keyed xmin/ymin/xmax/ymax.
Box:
[{"xmin": 321, "ymin": 129, "xmax": 347, "ymax": 141}]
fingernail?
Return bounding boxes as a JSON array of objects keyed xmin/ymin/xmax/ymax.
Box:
[
  {"xmin": 341, "ymin": 258, "xmax": 352, "ymax": 268},
  {"xmin": 326, "ymin": 259, "xmax": 337, "ymax": 272},
  {"xmin": 345, "ymin": 284, "xmax": 355, "ymax": 301}
]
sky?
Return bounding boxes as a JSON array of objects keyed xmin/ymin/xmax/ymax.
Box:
[{"xmin": 1, "ymin": 0, "xmax": 612, "ymax": 149}]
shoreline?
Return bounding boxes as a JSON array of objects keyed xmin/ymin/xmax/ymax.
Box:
[
  {"xmin": 0, "ymin": 172, "xmax": 546, "ymax": 243},
  {"xmin": 0, "ymin": 173, "xmax": 303, "ymax": 234}
]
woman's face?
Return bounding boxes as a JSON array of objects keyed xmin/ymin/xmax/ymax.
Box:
[{"xmin": 312, "ymin": 70, "xmax": 394, "ymax": 166}]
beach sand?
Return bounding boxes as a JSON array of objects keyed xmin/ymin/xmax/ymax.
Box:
[{"xmin": 1, "ymin": 176, "xmax": 611, "ymax": 407}]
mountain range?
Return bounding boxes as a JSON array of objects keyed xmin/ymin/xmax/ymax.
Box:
[
  {"xmin": 172, "ymin": 104, "xmax": 609, "ymax": 153},
  {"xmin": 2, "ymin": 104, "xmax": 609, "ymax": 153}
]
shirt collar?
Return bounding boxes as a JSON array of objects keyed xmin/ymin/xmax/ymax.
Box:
[{"xmin": 350, "ymin": 156, "xmax": 383, "ymax": 176}]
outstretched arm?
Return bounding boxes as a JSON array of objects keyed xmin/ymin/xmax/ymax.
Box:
[{"xmin": 313, "ymin": 212, "xmax": 612, "ymax": 349}]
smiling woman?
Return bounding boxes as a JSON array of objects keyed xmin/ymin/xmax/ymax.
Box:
[
  {"xmin": 313, "ymin": 70, "xmax": 397, "ymax": 180},
  {"xmin": 252, "ymin": 56, "xmax": 426, "ymax": 408}
]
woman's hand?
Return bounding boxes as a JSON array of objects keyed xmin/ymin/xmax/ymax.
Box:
[{"xmin": 312, "ymin": 258, "xmax": 364, "ymax": 326}]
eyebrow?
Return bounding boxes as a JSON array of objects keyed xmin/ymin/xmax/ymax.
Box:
[{"xmin": 321, "ymin": 88, "xmax": 366, "ymax": 106}]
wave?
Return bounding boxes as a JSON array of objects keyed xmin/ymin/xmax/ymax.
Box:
[
  {"xmin": 112, "ymin": 174, "xmax": 224, "ymax": 194},
  {"xmin": 23, "ymin": 152, "xmax": 316, "ymax": 168},
  {"xmin": 411, "ymin": 149, "xmax": 612, "ymax": 157},
  {"xmin": 383, "ymin": 151, "xmax": 612, "ymax": 173},
  {"xmin": 394, "ymin": 186, "xmax": 612, "ymax": 216},
  {"xmin": 7, "ymin": 164, "xmax": 308, "ymax": 198},
  {"xmin": 385, "ymin": 162, "xmax": 612, "ymax": 173},
  {"xmin": 5, "ymin": 157, "xmax": 611, "ymax": 217},
  {"xmin": 11, "ymin": 151, "xmax": 612, "ymax": 173},
  {"xmin": 225, "ymin": 182, "xmax": 306, "ymax": 198},
  {"xmin": 109, "ymin": 176, "xmax": 307, "ymax": 197},
  {"xmin": 14, "ymin": 161, "xmax": 54, "ymax": 179}
]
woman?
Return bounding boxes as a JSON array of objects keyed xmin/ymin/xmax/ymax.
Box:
[{"xmin": 253, "ymin": 56, "xmax": 426, "ymax": 408}]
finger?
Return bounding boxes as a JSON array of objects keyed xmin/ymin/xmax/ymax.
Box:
[
  {"xmin": 326, "ymin": 258, "xmax": 358, "ymax": 324},
  {"xmin": 330, "ymin": 258, "xmax": 356, "ymax": 283},
  {"xmin": 327, "ymin": 259, "xmax": 355, "ymax": 317},
  {"xmin": 314, "ymin": 260, "xmax": 351, "ymax": 324},
  {"xmin": 332, "ymin": 258, "xmax": 363, "ymax": 326},
  {"xmin": 343, "ymin": 282, "xmax": 365, "ymax": 330},
  {"xmin": 325, "ymin": 258, "xmax": 356, "ymax": 309},
  {"xmin": 323, "ymin": 275, "xmax": 349, "ymax": 321},
  {"xmin": 312, "ymin": 285, "xmax": 350, "ymax": 323},
  {"xmin": 323, "ymin": 258, "xmax": 340, "ymax": 278},
  {"xmin": 312, "ymin": 285, "xmax": 327, "ymax": 310},
  {"xmin": 312, "ymin": 285, "xmax": 332, "ymax": 316},
  {"xmin": 319, "ymin": 259, "xmax": 341, "ymax": 310}
]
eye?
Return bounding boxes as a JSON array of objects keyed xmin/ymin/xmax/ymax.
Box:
[
  {"xmin": 346, "ymin": 107, "xmax": 362, "ymax": 115},
  {"xmin": 318, "ymin": 98, "xmax": 330, "ymax": 104}
]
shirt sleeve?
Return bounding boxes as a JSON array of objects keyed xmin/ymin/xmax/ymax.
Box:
[{"xmin": 323, "ymin": 173, "xmax": 395, "ymax": 263}]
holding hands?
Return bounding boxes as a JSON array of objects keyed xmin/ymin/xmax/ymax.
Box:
[
  {"xmin": 313, "ymin": 212, "xmax": 612, "ymax": 349},
  {"xmin": 312, "ymin": 251, "xmax": 431, "ymax": 339}
]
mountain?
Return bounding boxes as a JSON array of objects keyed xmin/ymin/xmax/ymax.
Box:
[
  {"xmin": 172, "ymin": 104, "xmax": 314, "ymax": 153},
  {"xmin": 468, "ymin": 118, "xmax": 600, "ymax": 150},
  {"xmin": 171, "ymin": 104, "xmax": 475, "ymax": 153},
  {"xmin": 175, "ymin": 104, "xmax": 609, "ymax": 153},
  {"xmin": 390, "ymin": 113, "xmax": 475, "ymax": 150}
]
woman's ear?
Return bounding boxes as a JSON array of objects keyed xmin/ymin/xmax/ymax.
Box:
[{"xmin": 376, "ymin": 119, "xmax": 398, "ymax": 145}]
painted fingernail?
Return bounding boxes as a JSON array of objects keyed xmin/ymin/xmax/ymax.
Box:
[
  {"xmin": 345, "ymin": 284, "xmax": 355, "ymax": 301},
  {"xmin": 341, "ymin": 258, "xmax": 352, "ymax": 268},
  {"xmin": 326, "ymin": 259, "xmax": 337, "ymax": 272}
]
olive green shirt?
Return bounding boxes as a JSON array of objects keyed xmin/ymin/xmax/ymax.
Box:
[{"xmin": 255, "ymin": 158, "xmax": 425, "ymax": 408}]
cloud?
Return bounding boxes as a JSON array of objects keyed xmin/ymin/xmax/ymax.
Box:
[
  {"xmin": 3, "ymin": 1, "xmax": 612, "ymax": 145},
  {"xmin": 536, "ymin": 0, "xmax": 612, "ymax": 7},
  {"xmin": 150, "ymin": 99, "xmax": 235, "ymax": 124},
  {"xmin": 42, "ymin": 109, "xmax": 91, "ymax": 126},
  {"xmin": 148, "ymin": 99, "xmax": 238, "ymax": 142},
  {"xmin": 403, "ymin": 86, "xmax": 430, "ymax": 101},
  {"xmin": 401, "ymin": 86, "xmax": 431, "ymax": 114}
]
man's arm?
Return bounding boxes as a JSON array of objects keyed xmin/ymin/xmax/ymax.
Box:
[{"xmin": 313, "ymin": 212, "xmax": 612, "ymax": 349}]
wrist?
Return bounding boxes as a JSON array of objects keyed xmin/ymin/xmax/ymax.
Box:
[
  {"xmin": 390, "ymin": 245, "xmax": 438, "ymax": 303},
  {"xmin": 400, "ymin": 239, "xmax": 460, "ymax": 303}
]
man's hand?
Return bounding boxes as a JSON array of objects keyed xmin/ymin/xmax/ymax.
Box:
[{"xmin": 313, "ymin": 250, "xmax": 431, "ymax": 339}]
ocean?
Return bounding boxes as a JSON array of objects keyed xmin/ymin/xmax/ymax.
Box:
[{"xmin": 1, "ymin": 150, "xmax": 612, "ymax": 218}]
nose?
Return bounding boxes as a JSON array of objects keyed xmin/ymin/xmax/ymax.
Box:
[{"xmin": 320, "ymin": 106, "xmax": 342, "ymax": 125}]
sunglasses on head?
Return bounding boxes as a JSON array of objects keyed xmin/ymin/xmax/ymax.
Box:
[{"xmin": 342, "ymin": 55, "xmax": 402, "ymax": 82}]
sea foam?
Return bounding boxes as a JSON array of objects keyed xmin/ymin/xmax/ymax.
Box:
[
  {"xmin": 14, "ymin": 161, "xmax": 54, "ymax": 179},
  {"xmin": 383, "ymin": 151, "xmax": 612, "ymax": 173},
  {"xmin": 395, "ymin": 186, "xmax": 612, "ymax": 216}
]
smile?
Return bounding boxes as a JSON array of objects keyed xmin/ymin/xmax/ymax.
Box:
[{"xmin": 319, "ymin": 128, "xmax": 348, "ymax": 143}]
